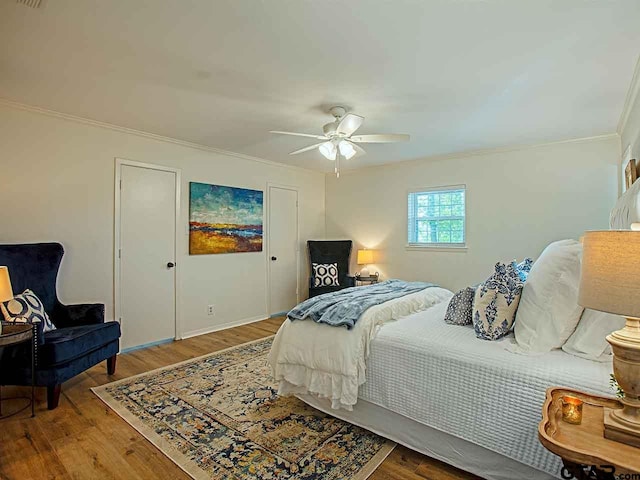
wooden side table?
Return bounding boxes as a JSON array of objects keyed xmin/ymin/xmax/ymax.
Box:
[
  {"xmin": 0, "ymin": 323, "xmax": 36, "ymax": 418},
  {"xmin": 539, "ymin": 387, "xmax": 640, "ymax": 479}
]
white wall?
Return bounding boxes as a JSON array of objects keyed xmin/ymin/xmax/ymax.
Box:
[
  {"xmin": 621, "ymin": 70, "xmax": 640, "ymax": 174},
  {"xmin": 0, "ymin": 103, "xmax": 325, "ymax": 339},
  {"xmin": 326, "ymin": 136, "xmax": 619, "ymax": 292},
  {"xmin": 0, "ymin": 99, "xmax": 623, "ymax": 339}
]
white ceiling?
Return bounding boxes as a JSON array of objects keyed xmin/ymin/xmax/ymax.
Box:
[{"xmin": 1, "ymin": 0, "xmax": 639, "ymax": 172}]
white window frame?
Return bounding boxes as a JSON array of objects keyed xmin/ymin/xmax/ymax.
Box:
[{"xmin": 406, "ymin": 184, "xmax": 467, "ymax": 251}]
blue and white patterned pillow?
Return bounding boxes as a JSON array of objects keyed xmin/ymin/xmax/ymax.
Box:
[
  {"xmin": 513, "ymin": 258, "xmax": 534, "ymax": 282},
  {"xmin": 473, "ymin": 263, "xmax": 524, "ymax": 340},
  {"xmin": 1, "ymin": 289, "xmax": 56, "ymax": 332},
  {"xmin": 312, "ymin": 263, "xmax": 340, "ymax": 287}
]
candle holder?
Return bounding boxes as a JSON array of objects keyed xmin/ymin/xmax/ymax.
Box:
[{"xmin": 562, "ymin": 396, "xmax": 583, "ymax": 425}]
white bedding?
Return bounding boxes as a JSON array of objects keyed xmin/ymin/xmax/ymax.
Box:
[
  {"xmin": 268, "ymin": 286, "xmax": 452, "ymax": 410},
  {"xmin": 270, "ymin": 287, "xmax": 613, "ymax": 476},
  {"xmin": 360, "ymin": 299, "xmax": 612, "ymax": 477}
]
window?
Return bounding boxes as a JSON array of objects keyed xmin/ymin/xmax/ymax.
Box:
[{"xmin": 407, "ymin": 186, "xmax": 466, "ymax": 247}]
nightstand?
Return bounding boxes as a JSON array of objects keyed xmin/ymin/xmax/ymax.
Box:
[
  {"xmin": 355, "ymin": 273, "xmax": 379, "ymax": 286},
  {"xmin": 538, "ymin": 387, "xmax": 640, "ymax": 479},
  {"xmin": 0, "ymin": 322, "xmax": 37, "ymax": 418}
]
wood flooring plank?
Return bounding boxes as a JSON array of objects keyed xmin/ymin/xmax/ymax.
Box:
[
  {"xmin": 384, "ymin": 446, "xmax": 425, "ymax": 473},
  {"xmin": 0, "ymin": 317, "xmax": 480, "ymax": 480},
  {"xmin": 0, "ymin": 417, "xmax": 70, "ymax": 480},
  {"xmin": 369, "ymin": 461, "xmax": 427, "ymax": 480},
  {"xmin": 414, "ymin": 457, "xmax": 483, "ymax": 480},
  {"xmin": 52, "ymin": 426, "xmax": 147, "ymax": 480}
]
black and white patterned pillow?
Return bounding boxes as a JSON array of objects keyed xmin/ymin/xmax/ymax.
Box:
[
  {"xmin": 312, "ymin": 263, "xmax": 340, "ymax": 287},
  {"xmin": 1, "ymin": 289, "xmax": 56, "ymax": 332},
  {"xmin": 444, "ymin": 286, "xmax": 477, "ymax": 325}
]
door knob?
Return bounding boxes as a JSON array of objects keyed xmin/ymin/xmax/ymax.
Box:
[
  {"xmin": 167, "ymin": 262, "xmax": 175, "ymax": 268},
  {"xmin": 271, "ymin": 256, "xmax": 277, "ymax": 261}
]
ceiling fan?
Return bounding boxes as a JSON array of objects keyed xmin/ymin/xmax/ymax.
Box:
[{"xmin": 270, "ymin": 106, "xmax": 410, "ymax": 176}]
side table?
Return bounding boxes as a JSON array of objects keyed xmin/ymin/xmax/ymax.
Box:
[
  {"xmin": 0, "ymin": 322, "xmax": 36, "ymax": 418},
  {"xmin": 539, "ymin": 387, "xmax": 640, "ymax": 479},
  {"xmin": 355, "ymin": 273, "xmax": 379, "ymax": 286}
]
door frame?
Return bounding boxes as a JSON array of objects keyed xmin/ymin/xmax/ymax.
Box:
[
  {"xmin": 114, "ymin": 158, "xmax": 182, "ymax": 344},
  {"xmin": 265, "ymin": 183, "xmax": 300, "ymax": 316}
]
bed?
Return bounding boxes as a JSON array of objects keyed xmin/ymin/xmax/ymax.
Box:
[{"xmin": 269, "ymin": 285, "xmax": 613, "ymax": 480}]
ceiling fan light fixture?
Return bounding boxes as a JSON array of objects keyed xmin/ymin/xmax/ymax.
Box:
[
  {"xmin": 338, "ymin": 140, "xmax": 357, "ymax": 160},
  {"xmin": 319, "ymin": 141, "xmax": 337, "ymax": 160},
  {"xmin": 270, "ymin": 107, "xmax": 409, "ymax": 176}
]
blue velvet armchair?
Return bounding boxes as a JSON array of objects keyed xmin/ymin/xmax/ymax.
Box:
[{"xmin": 0, "ymin": 243, "xmax": 121, "ymax": 409}]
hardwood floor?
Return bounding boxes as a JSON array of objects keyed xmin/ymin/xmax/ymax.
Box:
[{"xmin": 0, "ymin": 317, "xmax": 480, "ymax": 480}]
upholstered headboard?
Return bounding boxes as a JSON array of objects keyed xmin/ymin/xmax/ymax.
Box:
[{"xmin": 610, "ymin": 180, "xmax": 640, "ymax": 229}]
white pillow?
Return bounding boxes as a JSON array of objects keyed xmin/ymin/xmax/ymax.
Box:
[
  {"xmin": 562, "ymin": 309, "xmax": 625, "ymax": 362},
  {"xmin": 511, "ymin": 239, "xmax": 583, "ymax": 354}
]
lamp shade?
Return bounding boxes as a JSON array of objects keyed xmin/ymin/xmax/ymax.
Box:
[
  {"xmin": 357, "ymin": 249, "xmax": 375, "ymax": 265},
  {"xmin": 578, "ymin": 230, "xmax": 640, "ymax": 318},
  {"xmin": 0, "ymin": 266, "xmax": 13, "ymax": 303}
]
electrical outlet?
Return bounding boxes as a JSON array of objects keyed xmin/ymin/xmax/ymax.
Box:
[{"xmin": 207, "ymin": 305, "xmax": 215, "ymax": 316}]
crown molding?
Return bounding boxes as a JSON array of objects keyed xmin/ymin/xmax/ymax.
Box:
[
  {"xmin": 330, "ymin": 132, "xmax": 620, "ymax": 176},
  {"xmin": 0, "ymin": 97, "xmax": 621, "ymax": 178},
  {"xmin": 618, "ymin": 55, "xmax": 640, "ymax": 136},
  {"xmin": 0, "ymin": 97, "xmax": 318, "ymax": 175}
]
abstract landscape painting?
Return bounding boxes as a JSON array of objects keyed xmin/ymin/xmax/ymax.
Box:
[{"xmin": 189, "ymin": 182, "xmax": 263, "ymax": 254}]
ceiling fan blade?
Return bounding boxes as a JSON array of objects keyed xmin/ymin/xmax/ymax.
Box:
[
  {"xmin": 336, "ymin": 113, "xmax": 364, "ymax": 136},
  {"xmin": 270, "ymin": 130, "xmax": 327, "ymax": 140},
  {"xmin": 352, "ymin": 142, "xmax": 366, "ymax": 156},
  {"xmin": 350, "ymin": 134, "xmax": 410, "ymax": 143},
  {"xmin": 289, "ymin": 142, "xmax": 327, "ymax": 155}
]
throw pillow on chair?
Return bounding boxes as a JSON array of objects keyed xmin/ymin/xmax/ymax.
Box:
[
  {"xmin": 1, "ymin": 289, "xmax": 56, "ymax": 332},
  {"xmin": 312, "ymin": 263, "xmax": 340, "ymax": 287}
]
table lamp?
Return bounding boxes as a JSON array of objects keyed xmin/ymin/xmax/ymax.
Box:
[
  {"xmin": 0, "ymin": 266, "xmax": 14, "ymax": 335},
  {"xmin": 357, "ymin": 249, "xmax": 375, "ymax": 278},
  {"xmin": 579, "ymin": 230, "xmax": 640, "ymax": 447}
]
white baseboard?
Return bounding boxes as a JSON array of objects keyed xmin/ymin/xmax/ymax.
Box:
[{"xmin": 180, "ymin": 315, "xmax": 268, "ymax": 340}]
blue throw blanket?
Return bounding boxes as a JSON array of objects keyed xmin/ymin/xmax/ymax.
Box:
[{"xmin": 288, "ymin": 279, "xmax": 438, "ymax": 329}]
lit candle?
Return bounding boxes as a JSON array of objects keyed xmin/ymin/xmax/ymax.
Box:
[{"xmin": 562, "ymin": 396, "xmax": 583, "ymax": 425}]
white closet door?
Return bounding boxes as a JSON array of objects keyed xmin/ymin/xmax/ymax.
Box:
[
  {"xmin": 268, "ymin": 186, "xmax": 299, "ymax": 315},
  {"xmin": 119, "ymin": 164, "xmax": 176, "ymax": 350}
]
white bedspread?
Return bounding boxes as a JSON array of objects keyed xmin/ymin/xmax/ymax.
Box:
[
  {"xmin": 268, "ymin": 286, "xmax": 452, "ymax": 410},
  {"xmin": 360, "ymin": 299, "xmax": 613, "ymax": 477}
]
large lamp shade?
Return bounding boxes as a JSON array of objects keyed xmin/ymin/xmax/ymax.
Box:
[
  {"xmin": 579, "ymin": 230, "xmax": 640, "ymax": 318},
  {"xmin": 0, "ymin": 266, "xmax": 13, "ymax": 303},
  {"xmin": 357, "ymin": 249, "xmax": 375, "ymax": 265}
]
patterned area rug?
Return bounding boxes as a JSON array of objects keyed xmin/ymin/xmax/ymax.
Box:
[{"xmin": 92, "ymin": 337, "xmax": 395, "ymax": 480}]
